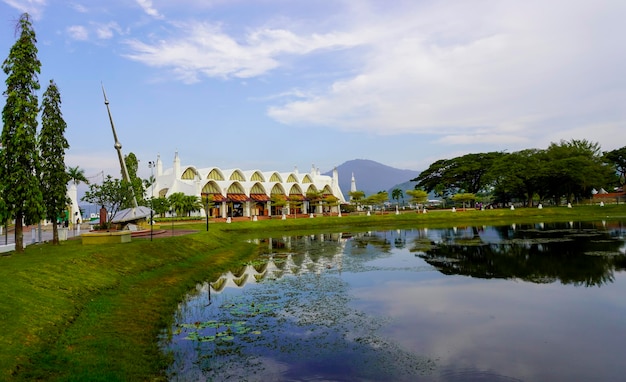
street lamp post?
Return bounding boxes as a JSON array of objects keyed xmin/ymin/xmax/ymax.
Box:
[
  {"xmin": 148, "ymin": 161, "xmax": 155, "ymax": 241},
  {"xmin": 203, "ymin": 195, "xmax": 210, "ymax": 232},
  {"xmin": 170, "ymin": 209, "xmax": 175, "ymax": 236}
]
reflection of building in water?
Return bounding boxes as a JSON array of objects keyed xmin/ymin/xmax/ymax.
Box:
[{"xmin": 209, "ymin": 233, "xmax": 347, "ymax": 293}]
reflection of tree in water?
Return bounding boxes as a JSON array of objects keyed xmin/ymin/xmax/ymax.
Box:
[
  {"xmin": 348, "ymin": 231, "xmax": 394, "ymax": 253},
  {"xmin": 416, "ymin": 222, "xmax": 626, "ymax": 287}
]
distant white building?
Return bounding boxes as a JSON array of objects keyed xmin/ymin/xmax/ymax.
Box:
[{"xmin": 149, "ymin": 152, "xmax": 346, "ymax": 218}]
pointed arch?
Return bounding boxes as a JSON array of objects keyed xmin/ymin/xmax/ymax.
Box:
[
  {"xmin": 181, "ymin": 167, "xmax": 199, "ymax": 180},
  {"xmin": 227, "ymin": 182, "xmax": 245, "ymax": 194},
  {"xmin": 286, "ymin": 173, "xmax": 298, "ymax": 182},
  {"xmin": 269, "ymin": 172, "xmax": 283, "ymax": 182},
  {"xmin": 304, "ymin": 184, "xmax": 319, "ymax": 193},
  {"xmin": 202, "ymin": 181, "xmax": 222, "ymax": 194},
  {"xmin": 229, "ymin": 169, "xmax": 245, "ymax": 181},
  {"xmin": 250, "ymin": 171, "xmax": 265, "ymax": 182},
  {"xmin": 158, "ymin": 188, "xmax": 169, "ymax": 198},
  {"xmin": 250, "ymin": 183, "xmax": 267, "ymax": 195},
  {"xmin": 288, "ymin": 184, "xmax": 303, "ymax": 195},
  {"xmin": 301, "ymin": 174, "xmax": 313, "ymax": 183},
  {"xmin": 207, "ymin": 168, "xmax": 225, "ymax": 181},
  {"xmin": 270, "ymin": 183, "xmax": 286, "ymax": 195}
]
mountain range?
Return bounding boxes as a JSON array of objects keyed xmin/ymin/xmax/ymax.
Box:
[{"xmin": 323, "ymin": 159, "xmax": 421, "ymax": 199}]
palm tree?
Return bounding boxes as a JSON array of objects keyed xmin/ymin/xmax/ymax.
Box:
[
  {"xmin": 181, "ymin": 195, "xmax": 202, "ymax": 217},
  {"xmin": 67, "ymin": 166, "xmax": 89, "ymax": 186},
  {"xmin": 168, "ymin": 192, "xmax": 186, "ymax": 216},
  {"xmin": 391, "ymin": 188, "xmax": 404, "ymax": 206}
]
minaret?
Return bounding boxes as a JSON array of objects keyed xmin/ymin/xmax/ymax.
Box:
[
  {"xmin": 350, "ymin": 172, "xmax": 357, "ymax": 193},
  {"xmin": 156, "ymin": 154, "xmax": 163, "ymax": 176},
  {"xmin": 173, "ymin": 150, "xmax": 181, "ymax": 178},
  {"xmin": 102, "ymin": 84, "xmax": 138, "ymax": 209}
]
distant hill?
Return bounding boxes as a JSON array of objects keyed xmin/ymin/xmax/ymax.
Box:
[{"xmin": 323, "ymin": 159, "xmax": 420, "ymax": 199}]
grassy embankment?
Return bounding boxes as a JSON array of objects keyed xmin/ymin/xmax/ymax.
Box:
[{"xmin": 0, "ymin": 204, "xmax": 624, "ymax": 381}]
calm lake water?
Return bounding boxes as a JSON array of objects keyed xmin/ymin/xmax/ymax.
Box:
[{"xmin": 161, "ymin": 221, "xmax": 626, "ymax": 381}]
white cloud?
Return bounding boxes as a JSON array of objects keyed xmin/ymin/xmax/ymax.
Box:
[
  {"xmin": 118, "ymin": 0, "xmax": 626, "ymax": 148},
  {"xmin": 67, "ymin": 25, "xmax": 88, "ymax": 41},
  {"xmin": 123, "ymin": 21, "xmax": 360, "ymax": 83},
  {"xmin": 94, "ymin": 22, "xmax": 122, "ymax": 40},
  {"xmin": 69, "ymin": 3, "xmax": 87, "ymax": 13},
  {"xmin": 135, "ymin": 0, "xmax": 163, "ymax": 19},
  {"xmin": 2, "ymin": 0, "xmax": 46, "ymax": 20},
  {"xmin": 267, "ymin": 0, "xmax": 626, "ymax": 141}
]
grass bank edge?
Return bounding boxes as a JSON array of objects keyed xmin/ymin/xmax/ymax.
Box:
[{"xmin": 2, "ymin": 228, "xmax": 258, "ymax": 381}]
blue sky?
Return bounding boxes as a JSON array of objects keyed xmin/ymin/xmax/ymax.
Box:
[{"xmin": 1, "ymin": 0, "xmax": 625, "ymax": 183}]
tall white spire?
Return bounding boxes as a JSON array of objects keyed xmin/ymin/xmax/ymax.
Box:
[
  {"xmin": 173, "ymin": 150, "xmax": 181, "ymax": 178},
  {"xmin": 351, "ymin": 172, "xmax": 357, "ymax": 193},
  {"xmin": 156, "ymin": 153, "xmax": 163, "ymax": 176}
]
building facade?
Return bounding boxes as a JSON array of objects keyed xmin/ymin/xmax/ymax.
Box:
[{"xmin": 150, "ymin": 152, "xmax": 346, "ymax": 218}]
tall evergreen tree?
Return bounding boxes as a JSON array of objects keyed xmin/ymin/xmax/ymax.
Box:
[
  {"xmin": 124, "ymin": 152, "xmax": 144, "ymax": 207},
  {"xmin": 40, "ymin": 80, "xmax": 70, "ymax": 244},
  {"xmin": 1, "ymin": 13, "xmax": 44, "ymax": 252}
]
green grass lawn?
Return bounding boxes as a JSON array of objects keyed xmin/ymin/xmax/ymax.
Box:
[{"xmin": 1, "ymin": 204, "xmax": 624, "ymax": 380}]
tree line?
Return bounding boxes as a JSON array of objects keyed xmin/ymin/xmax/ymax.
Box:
[{"xmin": 412, "ymin": 139, "xmax": 626, "ymax": 207}]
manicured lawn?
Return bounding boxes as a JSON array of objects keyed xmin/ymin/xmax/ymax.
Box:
[{"xmin": 0, "ymin": 205, "xmax": 624, "ymax": 380}]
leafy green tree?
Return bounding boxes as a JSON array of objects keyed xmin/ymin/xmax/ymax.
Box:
[
  {"xmin": 391, "ymin": 188, "xmax": 404, "ymax": 206},
  {"xmin": 81, "ymin": 175, "xmax": 132, "ymax": 227},
  {"xmin": 604, "ymin": 146, "xmax": 626, "ymax": 187},
  {"xmin": 67, "ymin": 165, "xmax": 89, "ymax": 186},
  {"xmin": 271, "ymin": 194, "xmax": 287, "ymax": 215},
  {"xmin": 322, "ymin": 195, "xmax": 339, "ymax": 213},
  {"xmin": 151, "ymin": 196, "xmax": 171, "ymax": 217},
  {"xmin": 544, "ymin": 140, "xmax": 613, "ymax": 204},
  {"xmin": 489, "ymin": 149, "xmax": 547, "ymax": 207},
  {"xmin": 306, "ymin": 189, "xmax": 324, "ymax": 214},
  {"xmin": 1, "ymin": 13, "xmax": 45, "ymax": 252},
  {"xmin": 405, "ymin": 189, "xmax": 428, "ymax": 207},
  {"xmin": 288, "ymin": 195, "xmax": 303, "ymax": 216},
  {"xmin": 364, "ymin": 191, "xmax": 388, "ymax": 212},
  {"xmin": 39, "ymin": 79, "xmax": 70, "ymax": 244},
  {"xmin": 451, "ymin": 193, "xmax": 476, "ymax": 210},
  {"xmin": 348, "ymin": 190, "xmax": 365, "ymax": 210},
  {"xmin": 413, "ymin": 152, "xmax": 504, "ymax": 196}
]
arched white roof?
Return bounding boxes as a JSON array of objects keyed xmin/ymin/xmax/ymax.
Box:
[
  {"xmin": 203, "ymin": 167, "xmax": 226, "ymax": 181},
  {"xmin": 180, "ymin": 166, "xmax": 201, "ymax": 180},
  {"xmin": 263, "ymin": 171, "xmax": 283, "ymax": 182},
  {"xmin": 242, "ymin": 170, "xmax": 266, "ymax": 182}
]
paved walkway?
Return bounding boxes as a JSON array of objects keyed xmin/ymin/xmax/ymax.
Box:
[
  {"xmin": 0, "ymin": 224, "xmax": 199, "ymax": 252},
  {"xmin": 0, "ymin": 224, "xmax": 86, "ymax": 251}
]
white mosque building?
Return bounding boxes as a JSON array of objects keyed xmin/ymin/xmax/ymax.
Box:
[{"xmin": 149, "ymin": 152, "xmax": 346, "ymax": 218}]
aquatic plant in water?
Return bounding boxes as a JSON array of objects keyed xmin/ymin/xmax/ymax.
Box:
[{"xmin": 169, "ymin": 267, "xmax": 435, "ymax": 381}]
